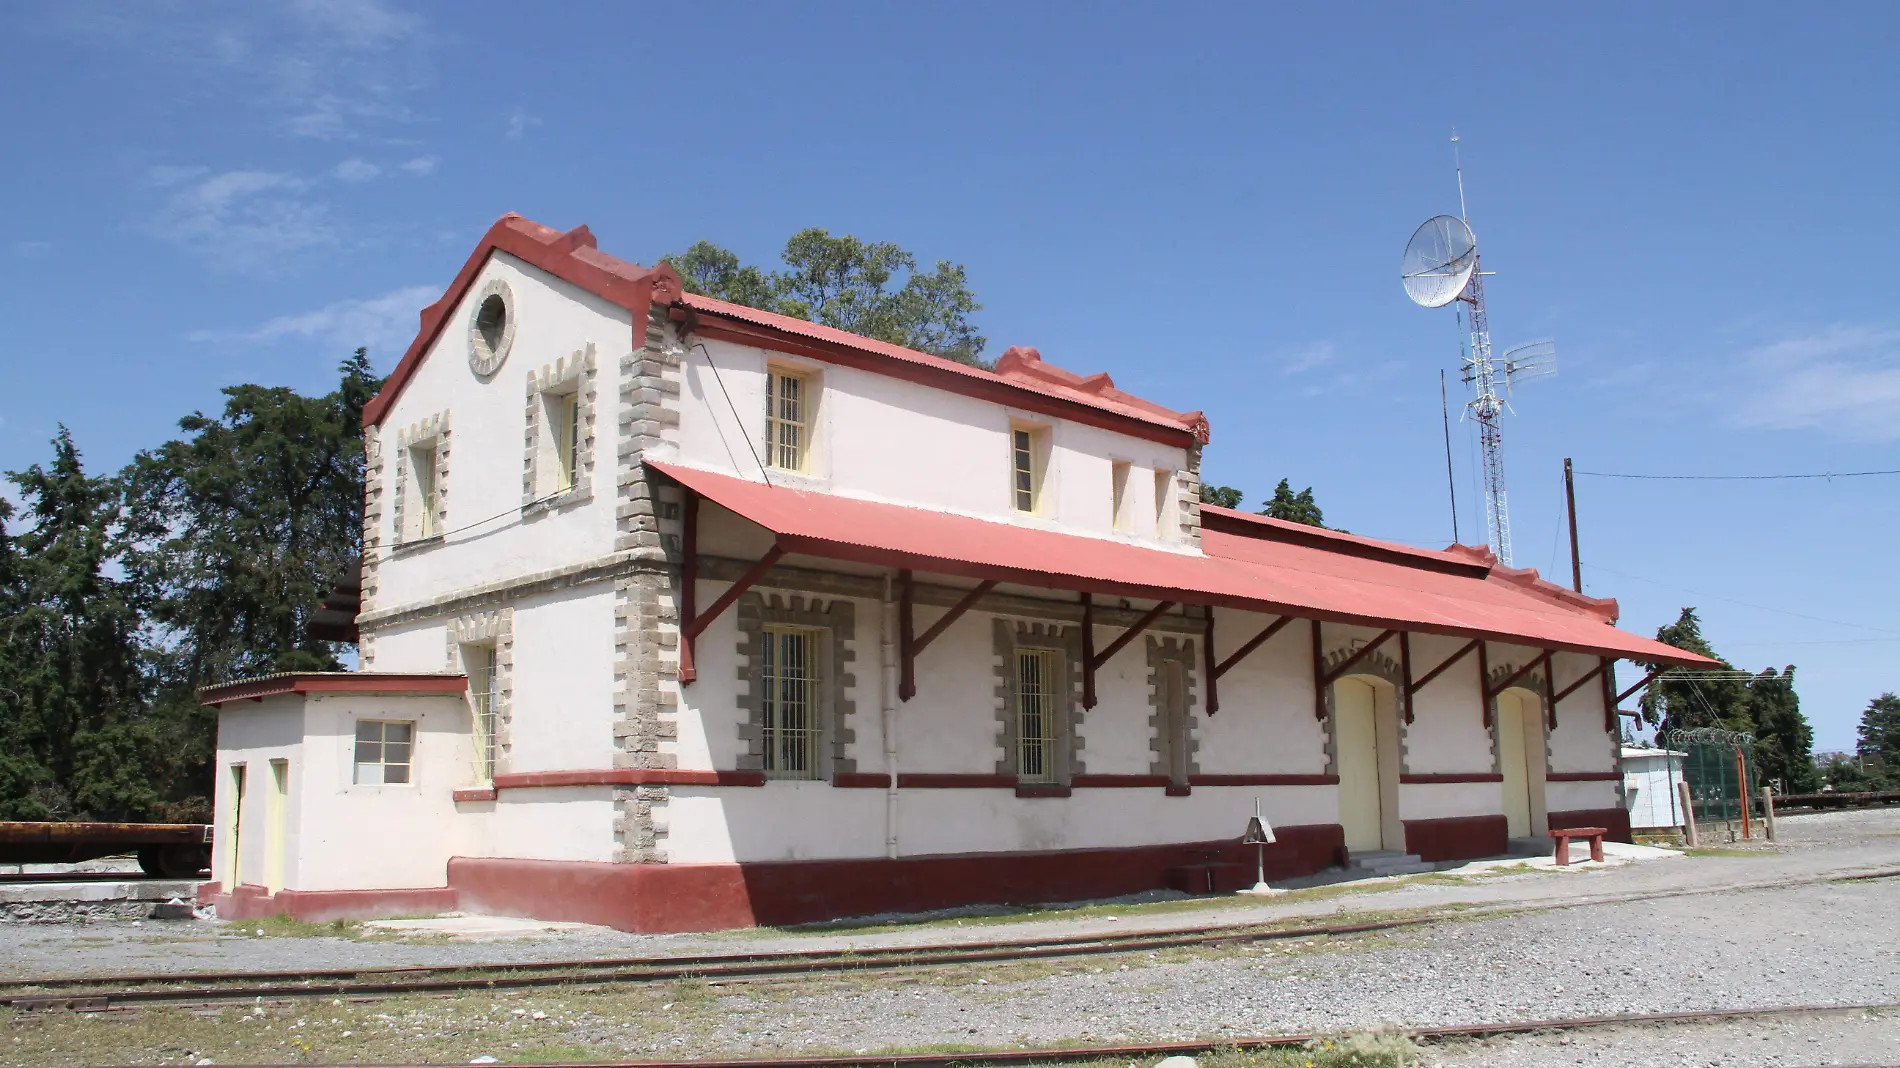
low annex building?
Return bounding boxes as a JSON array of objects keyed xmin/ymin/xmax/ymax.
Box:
[{"xmin": 200, "ymin": 215, "xmax": 1713, "ymax": 930}]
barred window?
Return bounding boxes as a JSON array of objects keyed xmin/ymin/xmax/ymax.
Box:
[
  {"xmin": 765, "ymin": 370, "xmax": 809, "ymax": 472},
  {"xmin": 1161, "ymin": 658, "xmax": 1189, "ymax": 785},
  {"xmin": 1015, "ymin": 648, "xmax": 1060, "ymax": 783},
  {"xmin": 760, "ymin": 626, "xmax": 820, "ymax": 779},
  {"xmin": 551, "ymin": 390, "xmax": 581, "ymax": 493},
  {"xmin": 354, "ymin": 720, "xmax": 414, "ymax": 786},
  {"xmin": 467, "ymin": 645, "xmax": 499, "ymax": 781}
]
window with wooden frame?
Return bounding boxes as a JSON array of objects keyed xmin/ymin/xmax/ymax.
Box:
[
  {"xmin": 411, "ymin": 443, "xmax": 439, "ymax": 537},
  {"xmin": 547, "ymin": 389, "xmax": 582, "ymax": 494},
  {"xmin": 1011, "ymin": 424, "xmax": 1049, "ymax": 513},
  {"xmin": 764, "ymin": 368, "xmax": 811, "ymax": 472},
  {"xmin": 1111, "ymin": 461, "xmax": 1134, "ymax": 532},
  {"xmin": 466, "ymin": 644, "xmax": 499, "ymax": 781},
  {"xmin": 759, "ymin": 625, "xmax": 821, "ymax": 778},
  {"xmin": 1014, "ymin": 648, "xmax": 1061, "ymax": 783},
  {"xmin": 1153, "ymin": 468, "xmax": 1173, "ymax": 537},
  {"xmin": 353, "ymin": 720, "xmax": 414, "ymax": 785},
  {"xmin": 1160, "ymin": 659, "xmax": 1190, "ymax": 786}
]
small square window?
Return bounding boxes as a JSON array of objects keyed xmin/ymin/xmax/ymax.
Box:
[
  {"xmin": 765, "ymin": 369, "xmax": 810, "ymax": 472},
  {"xmin": 354, "ymin": 720, "xmax": 414, "ymax": 785}
]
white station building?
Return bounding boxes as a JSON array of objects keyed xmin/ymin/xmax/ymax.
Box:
[{"xmin": 199, "ymin": 215, "xmax": 1711, "ymax": 930}]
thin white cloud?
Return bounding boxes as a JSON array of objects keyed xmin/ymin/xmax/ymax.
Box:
[
  {"xmin": 13, "ymin": 241, "xmax": 51, "ymax": 259},
  {"xmin": 147, "ymin": 167, "xmax": 335, "ymax": 270},
  {"xmin": 1734, "ymin": 325, "xmax": 1900, "ymax": 442},
  {"xmin": 189, "ymin": 284, "xmax": 438, "ymax": 358},
  {"xmin": 398, "ymin": 155, "xmax": 436, "ymax": 176},
  {"xmin": 1279, "ymin": 341, "xmax": 1337, "ymax": 376},
  {"xmin": 505, "ymin": 108, "xmax": 540, "ymax": 140},
  {"xmin": 332, "ymin": 158, "xmax": 382, "ymax": 182}
]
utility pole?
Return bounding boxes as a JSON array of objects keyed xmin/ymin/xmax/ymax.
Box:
[{"xmin": 1564, "ymin": 457, "xmax": 1582, "ymax": 593}]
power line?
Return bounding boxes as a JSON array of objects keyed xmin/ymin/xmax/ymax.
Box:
[
  {"xmin": 1583, "ymin": 560, "xmax": 1900, "ymax": 637},
  {"xmin": 1575, "ymin": 468, "xmax": 1900, "ymax": 482}
]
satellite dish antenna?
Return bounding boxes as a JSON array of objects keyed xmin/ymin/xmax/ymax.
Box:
[{"xmin": 1401, "ymin": 214, "xmax": 1477, "ymax": 308}]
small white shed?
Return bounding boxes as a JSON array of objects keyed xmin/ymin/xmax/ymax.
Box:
[{"xmin": 1622, "ymin": 746, "xmax": 1686, "ymax": 831}]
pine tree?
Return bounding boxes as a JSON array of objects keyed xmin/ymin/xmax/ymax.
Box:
[
  {"xmin": 1640, "ymin": 608, "xmax": 1750, "ymax": 736},
  {"xmin": 1858, "ymin": 693, "xmax": 1900, "ymax": 786},
  {"xmin": 1747, "ymin": 666, "xmax": 1817, "ymax": 793}
]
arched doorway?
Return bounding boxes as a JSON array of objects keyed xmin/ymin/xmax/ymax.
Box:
[
  {"xmin": 1495, "ymin": 688, "xmax": 1548, "ymax": 838},
  {"xmin": 1334, "ymin": 677, "xmax": 1399, "ymax": 851}
]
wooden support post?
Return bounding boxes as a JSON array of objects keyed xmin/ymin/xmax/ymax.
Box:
[
  {"xmin": 1477, "ymin": 641, "xmax": 1491, "ymax": 728},
  {"xmin": 1216, "ymin": 616, "xmax": 1294, "ymax": 678},
  {"xmin": 1599, "ymin": 657, "xmax": 1618, "ymax": 734},
  {"xmin": 1399, "ymin": 632, "xmax": 1415, "ymax": 724},
  {"xmin": 1540, "ymin": 652, "xmax": 1557, "ymax": 731},
  {"xmin": 1203, "ymin": 608, "xmax": 1219, "ymax": 715},
  {"xmin": 1080, "ymin": 593, "xmax": 1096, "ymax": 710},
  {"xmin": 897, "ymin": 569, "xmax": 916, "ymax": 702},
  {"xmin": 1565, "ymin": 457, "xmax": 1583, "ymax": 594},
  {"xmin": 1678, "ymin": 780, "xmax": 1699, "ymax": 847},
  {"xmin": 681, "ymin": 542, "xmax": 783, "ymax": 687},
  {"xmin": 678, "ymin": 488, "xmax": 699, "ymax": 684},
  {"xmin": 1736, "ymin": 747, "xmax": 1752, "ymax": 840},
  {"xmin": 1551, "ymin": 658, "xmax": 1610, "ymax": 706},
  {"xmin": 1760, "ymin": 787, "xmax": 1777, "ymax": 841},
  {"xmin": 1311, "ymin": 618, "xmax": 1327, "ymax": 721}
]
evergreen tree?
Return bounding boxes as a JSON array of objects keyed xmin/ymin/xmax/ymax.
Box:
[
  {"xmin": 1639, "ymin": 607, "xmax": 1750, "ymax": 735},
  {"xmin": 1199, "ymin": 485, "xmax": 1244, "ymax": 509},
  {"xmin": 1260, "ymin": 479, "xmax": 1325, "ymax": 527},
  {"xmin": 1748, "ymin": 666, "xmax": 1817, "ymax": 793},
  {"xmin": 0, "ymin": 430, "xmax": 164, "ymax": 820},
  {"xmin": 1858, "ymin": 692, "xmax": 1900, "ymax": 786}
]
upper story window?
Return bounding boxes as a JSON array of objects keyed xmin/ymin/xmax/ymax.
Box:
[
  {"xmin": 467, "ymin": 644, "xmax": 499, "ymax": 782},
  {"xmin": 759, "ymin": 625, "xmax": 820, "ymax": 779},
  {"xmin": 354, "ymin": 720, "xmax": 414, "ymax": 785},
  {"xmin": 1011, "ymin": 424, "xmax": 1049, "ymax": 513},
  {"xmin": 765, "ymin": 368, "xmax": 810, "ymax": 472},
  {"xmin": 1111, "ymin": 461, "xmax": 1134, "ymax": 532},
  {"xmin": 549, "ymin": 389, "xmax": 581, "ymax": 493},
  {"xmin": 412, "ymin": 444, "xmax": 440, "ymax": 537},
  {"xmin": 1154, "ymin": 468, "xmax": 1174, "ymax": 538},
  {"xmin": 524, "ymin": 343, "xmax": 596, "ymax": 509}
]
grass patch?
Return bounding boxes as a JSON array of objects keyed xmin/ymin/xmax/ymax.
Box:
[
  {"xmin": 222, "ymin": 913, "xmax": 361, "ymax": 939},
  {"xmin": 1682, "ymin": 847, "xmax": 1770, "ymax": 858}
]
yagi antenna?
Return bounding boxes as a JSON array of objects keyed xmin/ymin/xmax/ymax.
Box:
[{"xmin": 1399, "ymin": 133, "xmax": 1556, "ymax": 567}]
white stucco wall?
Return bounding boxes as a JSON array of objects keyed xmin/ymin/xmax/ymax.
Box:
[
  {"xmin": 504, "ymin": 585, "xmax": 618, "ymax": 774},
  {"xmin": 1203, "ymin": 609, "xmax": 1328, "ymax": 775},
  {"xmin": 214, "ymin": 698, "xmax": 304, "ymax": 891},
  {"xmin": 1404, "ymin": 633, "xmax": 1495, "ymax": 774},
  {"xmin": 364, "ymin": 618, "xmax": 448, "ymax": 673},
  {"xmin": 676, "ymin": 337, "xmax": 1192, "ymax": 546},
  {"xmin": 372, "ymin": 253, "xmax": 631, "ymax": 610},
  {"xmin": 453, "ymin": 787, "xmax": 620, "ymax": 863},
  {"xmin": 1547, "ymin": 652, "xmax": 1618, "ymax": 773}
]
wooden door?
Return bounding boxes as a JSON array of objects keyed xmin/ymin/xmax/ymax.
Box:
[
  {"xmin": 1335, "ymin": 679, "xmax": 1383, "ymax": 851},
  {"xmin": 1498, "ymin": 692, "xmax": 1534, "ymax": 837}
]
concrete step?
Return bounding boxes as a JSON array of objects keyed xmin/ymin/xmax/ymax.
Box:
[{"xmin": 1345, "ymin": 851, "xmax": 1433, "ymax": 876}]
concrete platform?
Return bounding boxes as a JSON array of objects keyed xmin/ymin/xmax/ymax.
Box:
[{"xmin": 0, "ymin": 878, "xmax": 200, "ymax": 923}]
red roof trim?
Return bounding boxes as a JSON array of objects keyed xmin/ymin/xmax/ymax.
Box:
[
  {"xmin": 363, "ymin": 214, "xmax": 1207, "ymax": 448},
  {"xmin": 199, "ymin": 672, "xmax": 468, "ymax": 707},
  {"xmin": 1201, "ymin": 507, "xmax": 1489, "ymax": 577}
]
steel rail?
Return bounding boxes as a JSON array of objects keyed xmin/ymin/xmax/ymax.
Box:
[
  {"xmin": 7, "ymin": 864, "xmax": 1898, "ymax": 1012},
  {"xmin": 150, "ymin": 1001, "xmax": 1900, "ymax": 1068}
]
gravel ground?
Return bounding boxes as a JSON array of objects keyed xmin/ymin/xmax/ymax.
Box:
[
  {"xmin": 1, "ymin": 807, "xmax": 1894, "ymax": 982},
  {"xmin": 1427, "ymin": 1009, "xmax": 1900, "ymax": 1067}
]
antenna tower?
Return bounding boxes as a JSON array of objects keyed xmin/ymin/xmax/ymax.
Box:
[{"xmin": 1400, "ymin": 133, "xmax": 1554, "ymax": 566}]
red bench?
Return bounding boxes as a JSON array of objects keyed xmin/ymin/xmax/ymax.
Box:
[{"xmin": 1550, "ymin": 826, "xmax": 1606, "ymax": 866}]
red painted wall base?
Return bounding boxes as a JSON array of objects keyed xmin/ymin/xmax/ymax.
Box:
[
  {"xmin": 1548, "ymin": 807, "xmax": 1633, "ymax": 843},
  {"xmin": 451, "ymin": 825, "xmax": 1345, "ymax": 932},
  {"xmin": 1403, "ymin": 814, "xmax": 1509, "ymax": 862}
]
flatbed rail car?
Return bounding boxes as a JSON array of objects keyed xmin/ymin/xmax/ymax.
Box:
[
  {"xmin": 1771, "ymin": 790, "xmax": 1900, "ymax": 812},
  {"xmin": 0, "ymin": 822, "xmax": 212, "ymax": 878}
]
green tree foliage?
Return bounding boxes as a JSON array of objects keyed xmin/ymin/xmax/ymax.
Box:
[
  {"xmin": 1748, "ymin": 666, "xmax": 1817, "ymax": 793},
  {"xmin": 1199, "ymin": 485, "xmax": 1244, "ymax": 509},
  {"xmin": 662, "ymin": 229, "xmax": 987, "ymax": 365},
  {"xmin": 0, "ymin": 354, "xmax": 382, "ymax": 823},
  {"xmin": 0, "ymin": 430, "xmax": 164, "ymax": 820},
  {"xmin": 1857, "ymin": 692, "xmax": 1900, "ymax": 785},
  {"xmin": 1640, "ymin": 608, "xmax": 1750, "ymax": 735},
  {"xmin": 1816, "ymin": 752, "xmax": 1879, "ymax": 792},
  {"xmin": 1261, "ymin": 478, "xmax": 1325, "ymax": 527}
]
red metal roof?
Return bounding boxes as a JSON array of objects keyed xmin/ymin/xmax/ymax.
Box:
[
  {"xmin": 651, "ymin": 461, "xmax": 1716, "ymax": 667},
  {"xmin": 198, "ymin": 672, "xmax": 468, "ymax": 707},
  {"xmin": 364, "ymin": 215, "xmax": 1206, "ymax": 446}
]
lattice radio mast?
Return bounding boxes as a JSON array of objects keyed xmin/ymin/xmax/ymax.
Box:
[{"xmin": 1400, "ymin": 133, "xmax": 1553, "ymax": 566}]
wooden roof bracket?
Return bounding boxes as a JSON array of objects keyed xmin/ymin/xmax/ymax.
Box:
[
  {"xmin": 680, "ymin": 533, "xmax": 783, "ymax": 687},
  {"xmin": 899, "ymin": 574, "xmax": 996, "ymax": 702},
  {"xmin": 1205, "ymin": 613, "xmax": 1296, "ymax": 716},
  {"xmin": 1081, "ymin": 596, "xmax": 1177, "ymax": 710},
  {"xmin": 1484, "ymin": 650, "xmax": 1550, "ymax": 701},
  {"xmin": 1406, "ymin": 637, "xmax": 1482, "ymax": 725},
  {"xmin": 1599, "ymin": 657, "xmax": 1620, "ymax": 733},
  {"xmin": 1617, "ymin": 665, "xmax": 1668, "ymax": 705}
]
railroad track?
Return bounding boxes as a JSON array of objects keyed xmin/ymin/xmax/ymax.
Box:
[{"xmin": 5, "ymin": 864, "xmax": 1896, "ymax": 1013}]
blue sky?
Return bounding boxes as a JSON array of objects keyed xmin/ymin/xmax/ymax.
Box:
[{"xmin": 2, "ymin": 2, "xmax": 1895, "ymax": 751}]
